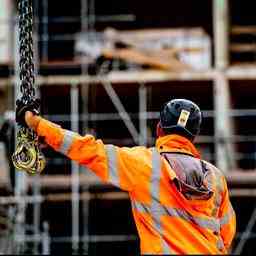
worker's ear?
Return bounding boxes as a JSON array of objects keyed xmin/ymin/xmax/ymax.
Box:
[{"xmin": 156, "ymin": 122, "xmax": 165, "ymax": 138}]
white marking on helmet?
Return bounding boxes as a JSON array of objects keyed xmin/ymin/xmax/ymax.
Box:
[{"xmin": 177, "ymin": 109, "xmax": 190, "ymax": 127}]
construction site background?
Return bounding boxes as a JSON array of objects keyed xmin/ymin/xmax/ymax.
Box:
[{"xmin": 0, "ymin": 0, "xmax": 256, "ymax": 254}]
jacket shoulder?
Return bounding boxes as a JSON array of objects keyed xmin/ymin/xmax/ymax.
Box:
[{"xmin": 201, "ymin": 159, "xmax": 225, "ymax": 178}]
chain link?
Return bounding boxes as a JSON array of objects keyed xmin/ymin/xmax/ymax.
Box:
[{"xmin": 18, "ymin": 0, "xmax": 35, "ymax": 103}]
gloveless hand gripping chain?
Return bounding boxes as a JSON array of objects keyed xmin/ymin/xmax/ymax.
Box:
[{"xmin": 12, "ymin": 0, "xmax": 46, "ymax": 175}]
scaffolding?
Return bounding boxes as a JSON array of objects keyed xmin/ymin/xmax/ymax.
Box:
[{"xmin": 1, "ymin": 0, "xmax": 256, "ymax": 254}]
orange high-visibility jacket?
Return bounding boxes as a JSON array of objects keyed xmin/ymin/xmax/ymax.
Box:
[{"xmin": 37, "ymin": 118, "xmax": 236, "ymax": 255}]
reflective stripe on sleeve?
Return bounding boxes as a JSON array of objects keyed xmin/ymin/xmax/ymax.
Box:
[
  {"xmin": 151, "ymin": 148, "xmax": 171, "ymax": 254},
  {"xmin": 212, "ymin": 172, "xmax": 223, "ymax": 217},
  {"xmin": 105, "ymin": 144, "xmax": 120, "ymax": 187},
  {"xmin": 220, "ymin": 204, "xmax": 235, "ymax": 226},
  {"xmin": 59, "ymin": 130, "xmax": 77, "ymax": 155},
  {"xmin": 217, "ymin": 237, "xmax": 225, "ymax": 251},
  {"xmin": 132, "ymin": 200, "xmax": 149, "ymax": 214}
]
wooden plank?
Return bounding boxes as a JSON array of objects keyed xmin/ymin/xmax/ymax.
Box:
[
  {"xmin": 230, "ymin": 189, "xmax": 256, "ymax": 197},
  {"xmin": 105, "ymin": 28, "xmax": 207, "ymax": 52},
  {"xmin": 231, "ymin": 26, "xmax": 256, "ymax": 35},
  {"xmin": 105, "ymin": 27, "xmax": 207, "ymax": 45},
  {"xmin": 102, "ymin": 48, "xmax": 190, "ymax": 71},
  {"xmin": 227, "ymin": 65, "xmax": 256, "ymax": 80},
  {"xmin": 230, "ymin": 43, "xmax": 256, "ymax": 53},
  {"xmin": 226, "ymin": 170, "xmax": 256, "ymax": 186}
]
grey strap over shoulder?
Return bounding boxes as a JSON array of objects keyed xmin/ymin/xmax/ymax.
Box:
[{"xmin": 162, "ymin": 152, "xmax": 214, "ymax": 200}]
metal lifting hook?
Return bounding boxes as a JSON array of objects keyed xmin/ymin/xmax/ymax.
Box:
[{"xmin": 12, "ymin": 128, "xmax": 45, "ymax": 175}]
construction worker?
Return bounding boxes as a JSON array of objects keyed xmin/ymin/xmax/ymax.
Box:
[{"xmin": 16, "ymin": 98, "xmax": 236, "ymax": 254}]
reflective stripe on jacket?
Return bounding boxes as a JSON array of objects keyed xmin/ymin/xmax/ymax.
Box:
[{"xmin": 37, "ymin": 118, "xmax": 236, "ymax": 254}]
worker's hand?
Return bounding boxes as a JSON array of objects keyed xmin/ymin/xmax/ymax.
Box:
[
  {"xmin": 25, "ymin": 111, "xmax": 41, "ymax": 131},
  {"xmin": 23, "ymin": 110, "xmax": 42, "ymax": 132},
  {"xmin": 16, "ymin": 98, "xmax": 40, "ymax": 128}
]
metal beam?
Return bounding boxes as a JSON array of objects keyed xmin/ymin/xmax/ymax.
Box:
[
  {"xmin": 213, "ymin": 0, "xmax": 229, "ymax": 68},
  {"xmin": 13, "ymin": 21, "xmax": 27, "ymax": 254},
  {"xmin": 4, "ymin": 67, "xmax": 256, "ymax": 87},
  {"xmin": 214, "ymin": 73, "xmax": 236, "ymax": 172},
  {"xmin": 70, "ymin": 83, "xmax": 80, "ymax": 253},
  {"xmin": 213, "ymin": 0, "xmax": 236, "ymax": 172},
  {"xmin": 139, "ymin": 83, "xmax": 147, "ymax": 146},
  {"xmin": 42, "ymin": 222, "xmax": 50, "ymax": 255},
  {"xmin": 80, "ymin": 1, "xmax": 90, "ymax": 252},
  {"xmin": 234, "ymin": 206, "xmax": 256, "ymax": 254},
  {"xmin": 101, "ymin": 78, "xmax": 140, "ymax": 144}
]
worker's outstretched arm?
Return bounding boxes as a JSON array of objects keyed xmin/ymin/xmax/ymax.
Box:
[{"xmin": 24, "ymin": 111, "xmax": 147, "ymax": 192}]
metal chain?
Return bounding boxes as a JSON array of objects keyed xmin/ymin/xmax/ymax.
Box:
[
  {"xmin": 18, "ymin": 0, "xmax": 35, "ymax": 103},
  {"xmin": 12, "ymin": 0, "xmax": 46, "ymax": 175}
]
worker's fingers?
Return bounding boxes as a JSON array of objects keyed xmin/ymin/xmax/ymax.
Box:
[
  {"xmin": 25, "ymin": 111, "xmax": 34, "ymax": 126},
  {"xmin": 25, "ymin": 111, "xmax": 41, "ymax": 131},
  {"xmin": 25, "ymin": 110, "xmax": 33, "ymax": 118}
]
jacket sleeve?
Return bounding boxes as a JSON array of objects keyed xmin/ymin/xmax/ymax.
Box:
[
  {"xmin": 37, "ymin": 118, "xmax": 149, "ymax": 191},
  {"xmin": 218, "ymin": 176, "xmax": 236, "ymax": 251}
]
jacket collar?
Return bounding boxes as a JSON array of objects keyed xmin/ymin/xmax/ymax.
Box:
[{"xmin": 156, "ymin": 134, "xmax": 201, "ymax": 159}]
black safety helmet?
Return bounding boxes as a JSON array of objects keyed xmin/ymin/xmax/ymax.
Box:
[{"xmin": 159, "ymin": 99, "xmax": 202, "ymax": 141}]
